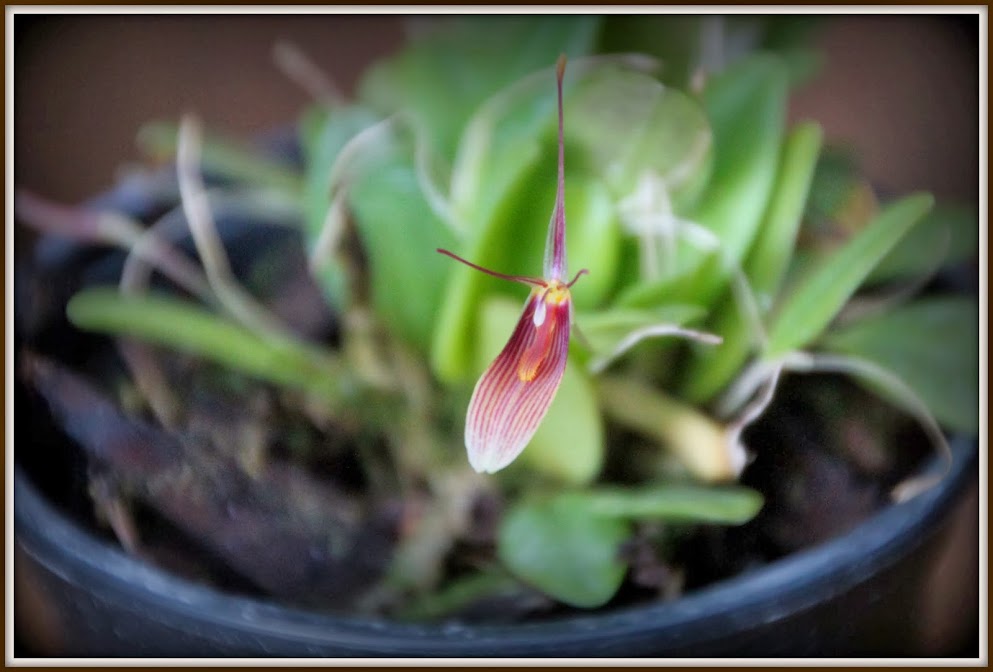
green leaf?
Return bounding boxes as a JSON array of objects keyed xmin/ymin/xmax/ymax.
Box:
[
  {"xmin": 66, "ymin": 288, "xmax": 350, "ymax": 404},
  {"xmin": 821, "ymin": 297, "xmax": 979, "ymax": 434},
  {"xmin": 566, "ymin": 65, "xmax": 713, "ymax": 212},
  {"xmin": 348, "ymin": 152, "xmax": 458, "ymax": 351},
  {"xmin": 498, "ymin": 493, "xmax": 630, "ymax": 608},
  {"xmin": 678, "ymin": 53, "xmax": 790, "ymax": 304},
  {"xmin": 559, "ymin": 176, "xmax": 623, "ymax": 310},
  {"xmin": 869, "ymin": 204, "xmax": 979, "ymax": 283},
  {"xmin": 295, "ymin": 102, "xmax": 470, "ymax": 355},
  {"xmin": 765, "ymin": 193, "xmax": 934, "ymax": 358},
  {"xmin": 682, "ymin": 121, "xmax": 823, "ymax": 402},
  {"xmin": 743, "ymin": 122, "xmax": 825, "ymax": 296},
  {"xmin": 584, "ymin": 484, "xmax": 763, "ymax": 525},
  {"xmin": 358, "ymin": 16, "xmax": 601, "ymax": 161},
  {"xmin": 613, "ymin": 266, "xmax": 701, "ymax": 310},
  {"xmin": 300, "ymin": 105, "xmax": 383, "ymax": 238},
  {"xmin": 477, "ymin": 297, "xmax": 604, "ymax": 485},
  {"xmin": 525, "ymin": 362, "xmax": 604, "ymax": 485}
]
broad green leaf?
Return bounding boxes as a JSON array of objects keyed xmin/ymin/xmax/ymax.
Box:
[
  {"xmin": 678, "ymin": 54, "xmax": 790, "ymax": 305},
  {"xmin": 614, "ymin": 265, "xmax": 701, "ymax": 309},
  {"xmin": 765, "ymin": 193, "xmax": 934, "ymax": 358},
  {"xmin": 66, "ymin": 288, "xmax": 349, "ymax": 404},
  {"xmin": 821, "ymin": 297, "xmax": 979, "ymax": 434},
  {"xmin": 744, "ymin": 122, "xmax": 825, "ymax": 296},
  {"xmin": 526, "ymin": 362, "xmax": 603, "ymax": 485},
  {"xmin": 869, "ymin": 204, "xmax": 979, "ymax": 283},
  {"xmin": 566, "ymin": 65, "xmax": 713, "ymax": 212},
  {"xmin": 477, "ymin": 297, "xmax": 603, "ymax": 485},
  {"xmin": 560, "ymin": 176, "xmax": 623, "ymax": 310},
  {"xmin": 682, "ymin": 121, "xmax": 823, "ymax": 402},
  {"xmin": 300, "ymin": 105, "xmax": 383, "ymax": 238},
  {"xmin": 358, "ymin": 16, "xmax": 601, "ymax": 161},
  {"xmin": 498, "ymin": 493, "xmax": 629, "ymax": 607},
  {"xmin": 584, "ymin": 484, "xmax": 763, "ymax": 524},
  {"xmin": 348, "ymin": 152, "xmax": 458, "ymax": 351},
  {"xmin": 300, "ymin": 101, "xmax": 458, "ymax": 350}
]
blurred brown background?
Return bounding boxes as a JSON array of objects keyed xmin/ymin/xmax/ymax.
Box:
[
  {"xmin": 14, "ymin": 14, "xmax": 978, "ymax": 205},
  {"xmin": 12, "ymin": 12, "xmax": 980, "ymax": 656},
  {"xmin": 14, "ymin": 14, "xmax": 406, "ymax": 201}
]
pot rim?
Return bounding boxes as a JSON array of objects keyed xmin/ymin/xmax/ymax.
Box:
[{"xmin": 13, "ymin": 437, "xmax": 976, "ymax": 657}]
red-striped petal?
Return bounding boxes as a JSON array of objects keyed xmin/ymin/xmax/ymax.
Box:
[{"xmin": 465, "ymin": 289, "xmax": 572, "ymax": 473}]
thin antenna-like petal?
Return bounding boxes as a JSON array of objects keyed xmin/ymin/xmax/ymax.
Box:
[
  {"xmin": 466, "ymin": 293, "xmax": 571, "ymax": 473},
  {"xmin": 437, "ymin": 248, "xmax": 546, "ymax": 287},
  {"xmin": 543, "ymin": 54, "xmax": 569, "ymax": 282}
]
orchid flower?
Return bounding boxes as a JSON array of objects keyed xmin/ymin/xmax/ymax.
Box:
[{"xmin": 438, "ymin": 56, "xmax": 587, "ymax": 474}]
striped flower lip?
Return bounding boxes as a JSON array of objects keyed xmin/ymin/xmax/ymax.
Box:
[
  {"xmin": 438, "ymin": 55, "xmax": 586, "ymax": 473},
  {"xmin": 437, "ymin": 253, "xmax": 587, "ymax": 473}
]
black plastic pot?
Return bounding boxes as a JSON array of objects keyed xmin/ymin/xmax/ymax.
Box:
[
  {"xmin": 13, "ymin": 440, "xmax": 976, "ymax": 657},
  {"xmin": 13, "ymin": 177, "xmax": 979, "ymax": 658}
]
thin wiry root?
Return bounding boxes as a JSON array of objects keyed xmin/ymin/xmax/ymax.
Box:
[
  {"xmin": 717, "ymin": 346, "xmax": 954, "ymax": 504},
  {"xmin": 725, "ymin": 362, "xmax": 782, "ymax": 452},
  {"xmin": 716, "ymin": 358, "xmax": 775, "ymax": 419},
  {"xmin": 408, "ymin": 114, "xmax": 463, "ymax": 236},
  {"xmin": 116, "ymin": 339, "xmax": 182, "ymax": 429},
  {"xmin": 309, "ymin": 190, "xmax": 349, "ymax": 273},
  {"xmin": 315, "ymin": 110, "xmax": 466, "ymax": 263},
  {"xmin": 176, "ymin": 114, "xmax": 291, "ymax": 339},
  {"xmin": 117, "ymin": 207, "xmax": 218, "ymax": 430},
  {"xmin": 306, "ymin": 114, "xmax": 398, "ymax": 274},
  {"xmin": 119, "ymin": 207, "xmax": 214, "ymax": 303},
  {"xmin": 588, "ymin": 323, "xmax": 722, "ymax": 374}
]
